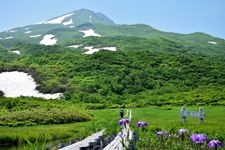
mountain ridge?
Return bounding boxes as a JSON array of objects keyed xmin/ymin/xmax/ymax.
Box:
[{"xmin": 0, "ymin": 8, "xmax": 224, "ymax": 57}]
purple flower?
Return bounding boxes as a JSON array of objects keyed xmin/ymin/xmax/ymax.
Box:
[
  {"xmin": 178, "ymin": 128, "xmax": 189, "ymax": 136},
  {"xmin": 190, "ymin": 134, "xmax": 207, "ymax": 144},
  {"xmin": 178, "ymin": 128, "xmax": 189, "ymax": 141},
  {"xmin": 118, "ymin": 118, "xmax": 130, "ymax": 126},
  {"xmin": 136, "ymin": 121, "xmax": 148, "ymax": 129},
  {"xmin": 208, "ymin": 140, "xmax": 223, "ymax": 149},
  {"xmin": 156, "ymin": 131, "xmax": 168, "ymax": 139}
]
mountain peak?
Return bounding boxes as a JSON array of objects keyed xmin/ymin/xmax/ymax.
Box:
[
  {"xmin": 42, "ymin": 9, "xmax": 115, "ymax": 27},
  {"xmin": 75, "ymin": 8, "xmax": 94, "ymax": 13}
]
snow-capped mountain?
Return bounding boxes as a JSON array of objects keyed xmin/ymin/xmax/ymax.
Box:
[
  {"xmin": 39, "ymin": 9, "xmax": 115, "ymax": 26},
  {"xmin": 0, "ymin": 8, "xmax": 224, "ymax": 54},
  {"xmin": 0, "ymin": 9, "xmax": 115, "ymax": 47}
]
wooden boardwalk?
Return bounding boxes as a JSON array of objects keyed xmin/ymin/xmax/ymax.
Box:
[
  {"xmin": 59, "ymin": 130, "xmax": 105, "ymax": 150},
  {"xmin": 103, "ymin": 109, "xmax": 132, "ymax": 150},
  {"xmin": 59, "ymin": 109, "xmax": 132, "ymax": 150}
]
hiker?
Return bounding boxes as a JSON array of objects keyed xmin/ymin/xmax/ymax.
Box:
[
  {"xmin": 199, "ymin": 107, "xmax": 205, "ymax": 123},
  {"xmin": 120, "ymin": 109, "xmax": 124, "ymax": 118},
  {"xmin": 181, "ymin": 106, "xmax": 186, "ymax": 124}
]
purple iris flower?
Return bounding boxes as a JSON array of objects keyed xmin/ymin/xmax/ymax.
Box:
[
  {"xmin": 208, "ymin": 140, "xmax": 223, "ymax": 149},
  {"xmin": 156, "ymin": 131, "xmax": 168, "ymax": 139},
  {"xmin": 136, "ymin": 121, "xmax": 148, "ymax": 129},
  {"xmin": 118, "ymin": 118, "xmax": 130, "ymax": 126},
  {"xmin": 178, "ymin": 128, "xmax": 189, "ymax": 136},
  {"xmin": 190, "ymin": 134, "xmax": 207, "ymax": 144}
]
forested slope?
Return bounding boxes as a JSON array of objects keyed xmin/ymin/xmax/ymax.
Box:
[{"xmin": 1, "ymin": 36, "xmax": 225, "ymax": 107}]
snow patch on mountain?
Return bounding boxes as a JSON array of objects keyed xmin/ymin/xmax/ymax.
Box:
[
  {"xmin": 11, "ymin": 50, "xmax": 21, "ymax": 55},
  {"xmin": 101, "ymin": 47, "xmax": 117, "ymax": 51},
  {"xmin": 5, "ymin": 36, "xmax": 14, "ymax": 40},
  {"xmin": 36, "ymin": 21, "xmax": 46, "ymax": 24},
  {"xmin": 9, "ymin": 30, "xmax": 17, "ymax": 33},
  {"xmin": 69, "ymin": 26, "xmax": 74, "ymax": 28},
  {"xmin": 83, "ymin": 46, "xmax": 117, "ymax": 54},
  {"xmin": 44, "ymin": 13, "xmax": 74, "ymax": 24},
  {"xmin": 40, "ymin": 34, "xmax": 57, "ymax": 45},
  {"xmin": 83, "ymin": 46, "xmax": 98, "ymax": 54},
  {"xmin": 0, "ymin": 71, "xmax": 61, "ymax": 99},
  {"xmin": 68, "ymin": 45, "xmax": 81, "ymax": 48},
  {"xmin": 29, "ymin": 34, "xmax": 41, "ymax": 38},
  {"xmin": 63, "ymin": 19, "xmax": 73, "ymax": 25},
  {"xmin": 207, "ymin": 41, "xmax": 217, "ymax": 45},
  {"xmin": 89, "ymin": 16, "xmax": 92, "ymax": 22},
  {"xmin": 79, "ymin": 29, "xmax": 101, "ymax": 37},
  {"xmin": 25, "ymin": 31, "xmax": 32, "ymax": 34},
  {"xmin": 25, "ymin": 27, "xmax": 30, "ymax": 30}
]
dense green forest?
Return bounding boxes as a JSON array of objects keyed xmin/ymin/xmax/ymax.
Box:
[{"xmin": 1, "ymin": 36, "xmax": 225, "ymax": 108}]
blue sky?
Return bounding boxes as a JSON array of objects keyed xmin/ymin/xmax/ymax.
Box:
[{"xmin": 1, "ymin": 0, "xmax": 225, "ymax": 38}]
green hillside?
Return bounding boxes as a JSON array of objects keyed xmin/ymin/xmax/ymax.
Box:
[{"xmin": 1, "ymin": 36, "xmax": 225, "ymax": 107}]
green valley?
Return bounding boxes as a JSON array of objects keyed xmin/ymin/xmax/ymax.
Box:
[{"xmin": 0, "ymin": 8, "xmax": 225, "ymax": 149}]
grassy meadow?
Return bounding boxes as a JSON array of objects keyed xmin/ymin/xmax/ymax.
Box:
[
  {"xmin": 94, "ymin": 106, "xmax": 225, "ymax": 149},
  {"xmin": 1, "ymin": 105, "xmax": 225, "ymax": 149},
  {"xmin": 93, "ymin": 106, "xmax": 225, "ymax": 139}
]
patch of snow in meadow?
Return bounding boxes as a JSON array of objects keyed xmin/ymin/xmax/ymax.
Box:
[
  {"xmin": 68, "ymin": 45, "xmax": 81, "ymax": 48},
  {"xmin": 5, "ymin": 36, "xmax": 14, "ymax": 40},
  {"xmin": 79, "ymin": 29, "xmax": 101, "ymax": 37},
  {"xmin": 29, "ymin": 34, "xmax": 41, "ymax": 38},
  {"xmin": 11, "ymin": 50, "xmax": 21, "ymax": 55},
  {"xmin": 83, "ymin": 46, "xmax": 117, "ymax": 54},
  {"xmin": 69, "ymin": 26, "xmax": 74, "ymax": 28},
  {"xmin": 0, "ymin": 71, "xmax": 61, "ymax": 99},
  {"xmin": 40, "ymin": 34, "xmax": 57, "ymax": 45},
  {"xmin": 207, "ymin": 41, "xmax": 217, "ymax": 45},
  {"xmin": 63, "ymin": 19, "xmax": 73, "ymax": 25},
  {"xmin": 44, "ymin": 13, "xmax": 74, "ymax": 24},
  {"xmin": 25, "ymin": 31, "xmax": 32, "ymax": 34}
]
